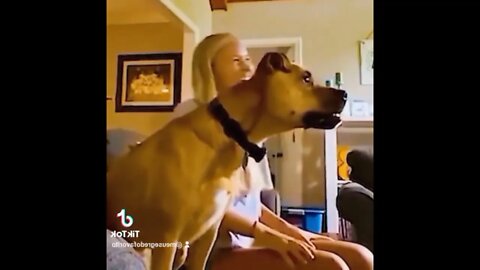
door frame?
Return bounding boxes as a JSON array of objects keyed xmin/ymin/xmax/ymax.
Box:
[{"xmin": 241, "ymin": 37, "xmax": 303, "ymax": 66}]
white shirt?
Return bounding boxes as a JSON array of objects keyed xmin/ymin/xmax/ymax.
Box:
[{"xmin": 170, "ymin": 99, "xmax": 273, "ymax": 249}]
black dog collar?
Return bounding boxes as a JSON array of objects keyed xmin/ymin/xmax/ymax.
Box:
[{"xmin": 207, "ymin": 98, "xmax": 266, "ymax": 164}]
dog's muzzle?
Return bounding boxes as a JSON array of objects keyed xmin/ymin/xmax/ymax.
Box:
[
  {"xmin": 302, "ymin": 112, "xmax": 343, "ymax": 129},
  {"xmin": 302, "ymin": 88, "xmax": 347, "ymax": 129}
]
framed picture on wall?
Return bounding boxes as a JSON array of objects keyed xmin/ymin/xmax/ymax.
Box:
[
  {"xmin": 115, "ymin": 52, "xmax": 182, "ymax": 112},
  {"xmin": 359, "ymin": 39, "xmax": 373, "ymax": 85},
  {"xmin": 350, "ymin": 99, "xmax": 371, "ymax": 117}
]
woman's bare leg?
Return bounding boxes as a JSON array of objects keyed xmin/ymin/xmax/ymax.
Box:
[
  {"xmin": 210, "ymin": 247, "xmax": 349, "ymax": 270},
  {"xmin": 311, "ymin": 240, "xmax": 373, "ymax": 270}
]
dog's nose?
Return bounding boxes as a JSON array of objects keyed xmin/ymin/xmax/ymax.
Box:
[{"xmin": 334, "ymin": 89, "xmax": 347, "ymax": 101}]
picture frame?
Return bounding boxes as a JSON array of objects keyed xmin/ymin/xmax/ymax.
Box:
[
  {"xmin": 115, "ymin": 53, "xmax": 182, "ymax": 112},
  {"xmin": 350, "ymin": 99, "xmax": 371, "ymax": 117},
  {"xmin": 359, "ymin": 39, "xmax": 373, "ymax": 85}
]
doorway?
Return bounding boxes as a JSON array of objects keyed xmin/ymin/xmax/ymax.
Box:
[{"xmin": 242, "ymin": 37, "xmax": 304, "ymax": 207}]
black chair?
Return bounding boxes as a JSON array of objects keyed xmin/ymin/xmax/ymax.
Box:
[{"xmin": 336, "ymin": 150, "xmax": 373, "ymax": 252}]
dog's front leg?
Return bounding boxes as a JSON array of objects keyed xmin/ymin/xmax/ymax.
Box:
[
  {"xmin": 150, "ymin": 244, "xmax": 178, "ymax": 270},
  {"xmin": 173, "ymin": 245, "xmax": 188, "ymax": 270},
  {"xmin": 184, "ymin": 222, "xmax": 221, "ymax": 270}
]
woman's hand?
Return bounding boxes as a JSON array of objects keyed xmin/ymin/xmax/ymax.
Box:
[
  {"xmin": 283, "ymin": 224, "xmax": 335, "ymax": 246},
  {"xmin": 253, "ymin": 221, "xmax": 316, "ymax": 268}
]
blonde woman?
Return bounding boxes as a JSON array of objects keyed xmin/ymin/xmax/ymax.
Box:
[{"xmin": 171, "ymin": 33, "xmax": 373, "ymax": 270}]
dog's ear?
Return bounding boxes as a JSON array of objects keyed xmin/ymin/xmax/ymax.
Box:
[{"xmin": 259, "ymin": 52, "xmax": 292, "ymax": 73}]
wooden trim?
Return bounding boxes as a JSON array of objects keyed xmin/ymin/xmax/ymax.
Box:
[
  {"xmin": 211, "ymin": 0, "xmax": 286, "ymax": 11},
  {"xmin": 210, "ymin": 0, "xmax": 227, "ymax": 11},
  {"xmin": 229, "ymin": 0, "xmax": 279, "ymax": 3}
]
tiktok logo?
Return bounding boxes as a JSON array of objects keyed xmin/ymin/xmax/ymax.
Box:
[{"xmin": 117, "ymin": 208, "xmax": 134, "ymax": 228}]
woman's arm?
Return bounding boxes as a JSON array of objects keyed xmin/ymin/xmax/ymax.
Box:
[
  {"xmin": 259, "ymin": 204, "xmax": 294, "ymax": 234},
  {"xmin": 219, "ymin": 209, "xmax": 257, "ymax": 237},
  {"xmin": 220, "ymin": 208, "xmax": 316, "ymax": 265},
  {"xmin": 260, "ymin": 205, "xmax": 334, "ymax": 243},
  {"xmin": 219, "ymin": 204, "xmax": 292, "ymax": 239}
]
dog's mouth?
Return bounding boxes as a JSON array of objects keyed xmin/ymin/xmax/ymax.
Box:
[{"xmin": 302, "ymin": 112, "xmax": 343, "ymax": 130}]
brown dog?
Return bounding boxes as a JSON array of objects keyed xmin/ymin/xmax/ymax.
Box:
[{"xmin": 107, "ymin": 52, "xmax": 347, "ymax": 270}]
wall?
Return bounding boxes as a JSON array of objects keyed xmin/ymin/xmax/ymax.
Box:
[
  {"xmin": 213, "ymin": 0, "xmax": 373, "ymax": 103},
  {"xmin": 157, "ymin": 0, "xmax": 214, "ymax": 102},
  {"xmin": 166, "ymin": 0, "xmax": 213, "ymax": 40},
  {"xmin": 107, "ymin": 23, "xmax": 183, "ymax": 136},
  {"xmin": 213, "ymin": 0, "xmax": 373, "ymax": 207}
]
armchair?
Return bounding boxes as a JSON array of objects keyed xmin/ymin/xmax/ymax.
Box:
[
  {"xmin": 260, "ymin": 189, "xmax": 281, "ymax": 215},
  {"xmin": 336, "ymin": 149, "xmax": 373, "ymax": 252}
]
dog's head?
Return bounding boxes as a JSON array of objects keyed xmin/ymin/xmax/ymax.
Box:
[{"xmin": 252, "ymin": 52, "xmax": 347, "ymax": 130}]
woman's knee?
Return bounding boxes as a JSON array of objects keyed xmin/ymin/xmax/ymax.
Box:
[
  {"xmin": 338, "ymin": 242, "xmax": 373, "ymax": 270},
  {"xmin": 352, "ymin": 244, "xmax": 373, "ymax": 269},
  {"xmin": 310, "ymin": 251, "xmax": 349, "ymax": 270},
  {"xmin": 312, "ymin": 240, "xmax": 373, "ymax": 270}
]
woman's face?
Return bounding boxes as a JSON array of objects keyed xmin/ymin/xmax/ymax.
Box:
[{"xmin": 212, "ymin": 40, "xmax": 255, "ymax": 94}]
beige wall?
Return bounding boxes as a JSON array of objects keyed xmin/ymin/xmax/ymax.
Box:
[
  {"xmin": 213, "ymin": 0, "xmax": 373, "ymax": 103},
  {"xmin": 107, "ymin": 23, "xmax": 183, "ymax": 136},
  {"xmin": 167, "ymin": 0, "xmax": 213, "ymax": 40},
  {"xmin": 156, "ymin": 0, "xmax": 213, "ymax": 101}
]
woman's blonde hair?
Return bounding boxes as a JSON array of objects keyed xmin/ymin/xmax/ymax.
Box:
[{"xmin": 191, "ymin": 33, "xmax": 238, "ymax": 104}]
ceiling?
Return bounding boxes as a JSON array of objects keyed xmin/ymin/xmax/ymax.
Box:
[
  {"xmin": 107, "ymin": 0, "xmax": 284, "ymax": 25},
  {"xmin": 107, "ymin": 0, "xmax": 171, "ymax": 25}
]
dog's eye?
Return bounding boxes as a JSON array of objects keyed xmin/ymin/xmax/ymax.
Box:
[{"xmin": 303, "ymin": 74, "xmax": 312, "ymax": 84}]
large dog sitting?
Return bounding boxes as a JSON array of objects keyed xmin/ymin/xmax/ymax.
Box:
[{"xmin": 107, "ymin": 52, "xmax": 347, "ymax": 270}]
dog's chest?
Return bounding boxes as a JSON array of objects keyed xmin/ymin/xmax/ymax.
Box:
[
  {"xmin": 181, "ymin": 181, "xmax": 232, "ymax": 242},
  {"xmin": 202, "ymin": 187, "xmax": 231, "ymax": 226}
]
